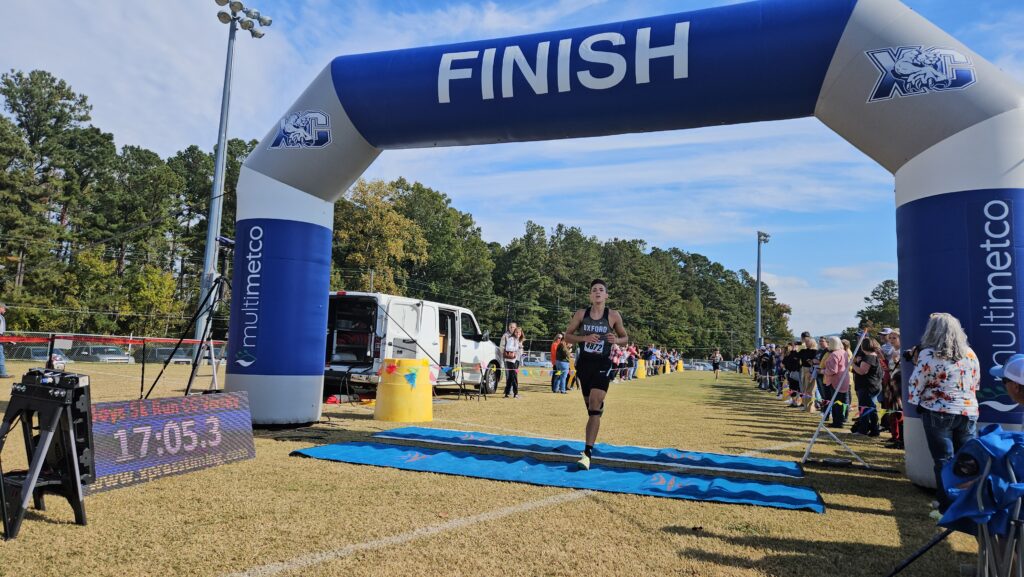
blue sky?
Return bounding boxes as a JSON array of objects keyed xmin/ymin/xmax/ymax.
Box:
[{"xmin": 2, "ymin": 0, "xmax": 1023, "ymax": 336}]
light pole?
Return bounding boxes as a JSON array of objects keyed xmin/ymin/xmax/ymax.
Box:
[
  {"xmin": 195, "ymin": 0, "xmax": 272, "ymax": 341},
  {"xmin": 755, "ymin": 231, "xmax": 770, "ymax": 349}
]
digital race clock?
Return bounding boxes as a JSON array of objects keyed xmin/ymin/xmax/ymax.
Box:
[{"xmin": 88, "ymin": 392, "xmax": 255, "ymax": 493}]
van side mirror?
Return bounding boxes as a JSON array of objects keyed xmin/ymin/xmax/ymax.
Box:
[{"xmin": 481, "ymin": 330, "xmax": 490, "ymax": 341}]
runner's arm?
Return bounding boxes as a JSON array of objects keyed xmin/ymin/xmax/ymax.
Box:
[{"xmin": 605, "ymin": 310, "xmax": 628, "ymax": 345}]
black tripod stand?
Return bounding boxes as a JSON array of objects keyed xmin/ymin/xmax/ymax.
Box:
[{"xmin": 144, "ymin": 274, "xmax": 227, "ymax": 399}]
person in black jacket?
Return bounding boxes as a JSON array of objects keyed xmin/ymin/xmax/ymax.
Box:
[
  {"xmin": 851, "ymin": 338, "xmax": 883, "ymax": 436},
  {"xmin": 782, "ymin": 344, "xmax": 802, "ymax": 407},
  {"xmin": 798, "ymin": 336, "xmax": 819, "ymax": 412}
]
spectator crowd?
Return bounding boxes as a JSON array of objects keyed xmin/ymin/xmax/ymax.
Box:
[
  {"xmin": 735, "ymin": 313, "xmax": 989, "ymax": 519},
  {"xmin": 737, "ymin": 328, "xmax": 909, "ymax": 449}
]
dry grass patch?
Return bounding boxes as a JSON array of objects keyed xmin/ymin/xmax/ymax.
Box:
[{"xmin": 0, "ymin": 366, "xmax": 977, "ymax": 576}]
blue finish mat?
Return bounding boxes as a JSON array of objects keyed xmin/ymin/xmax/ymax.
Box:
[
  {"xmin": 292, "ymin": 442, "xmax": 824, "ymax": 513},
  {"xmin": 372, "ymin": 426, "xmax": 803, "ymax": 478}
]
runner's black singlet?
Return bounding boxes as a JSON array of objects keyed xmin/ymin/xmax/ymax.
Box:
[
  {"xmin": 576, "ymin": 306, "xmax": 614, "ymax": 396},
  {"xmin": 578, "ymin": 307, "xmax": 612, "ymax": 360}
]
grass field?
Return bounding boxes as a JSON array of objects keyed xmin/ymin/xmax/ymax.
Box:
[{"xmin": 0, "ymin": 363, "xmax": 976, "ymax": 576}]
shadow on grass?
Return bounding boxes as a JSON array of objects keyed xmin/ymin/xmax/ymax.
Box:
[
  {"xmin": 662, "ymin": 525, "xmax": 963, "ymax": 577},
  {"xmin": 256, "ymin": 423, "xmax": 375, "ymax": 445},
  {"xmin": 322, "ymin": 410, "xmax": 377, "ymax": 420},
  {"xmin": 693, "ymin": 376, "xmax": 970, "ymax": 575}
]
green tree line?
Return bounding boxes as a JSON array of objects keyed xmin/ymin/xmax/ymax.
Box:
[
  {"xmin": 0, "ymin": 69, "xmax": 793, "ymax": 356},
  {"xmin": 839, "ymin": 279, "xmax": 899, "ymax": 343}
]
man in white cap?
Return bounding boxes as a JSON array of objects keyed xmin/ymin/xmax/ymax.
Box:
[
  {"xmin": 991, "ymin": 354, "xmax": 1024, "ymax": 405},
  {"xmin": 879, "ymin": 328, "xmax": 894, "ymax": 357}
]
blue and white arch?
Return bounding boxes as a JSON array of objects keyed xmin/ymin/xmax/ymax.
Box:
[{"xmin": 225, "ymin": 0, "xmax": 1024, "ymax": 487}]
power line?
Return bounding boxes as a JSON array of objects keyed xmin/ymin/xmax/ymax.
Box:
[{"xmin": 6, "ymin": 303, "xmax": 196, "ymax": 320}]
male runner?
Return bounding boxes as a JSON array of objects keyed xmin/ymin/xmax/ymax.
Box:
[
  {"xmin": 563, "ymin": 279, "xmax": 628, "ymax": 471},
  {"xmin": 709, "ymin": 349, "xmax": 723, "ymax": 381}
]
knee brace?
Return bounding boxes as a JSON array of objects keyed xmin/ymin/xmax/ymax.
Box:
[{"xmin": 587, "ymin": 401, "xmax": 605, "ymax": 417}]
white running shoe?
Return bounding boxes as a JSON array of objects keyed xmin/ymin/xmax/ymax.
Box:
[{"xmin": 576, "ymin": 453, "xmax": 591, "ymax": 471}]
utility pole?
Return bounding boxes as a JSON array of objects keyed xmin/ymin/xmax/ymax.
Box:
[
  {"xmin": 194, "ymin": 0, "xmax": 272, "ymax": 341},
  {"xmin": 755, "ymin": 231, "xmax": 770, "ymax": 349}
]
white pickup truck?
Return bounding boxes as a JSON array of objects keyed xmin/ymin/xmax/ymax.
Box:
[{"xmin": 324, "ymin": 291, "xmax": 502, "ymax": 396}]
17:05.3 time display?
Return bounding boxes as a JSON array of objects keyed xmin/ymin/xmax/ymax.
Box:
[{"xmin": 111, "ymin": 416, "xmax": 223, "ymax": 462}]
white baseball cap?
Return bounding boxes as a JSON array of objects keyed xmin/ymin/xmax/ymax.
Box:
[
  {"xmin": 991, "ymin": 354, "xmax": 1024, "ymax": 384},
  {"xmin": 879, "ymin": 328, "xmax": 894, "ymax": 336}
]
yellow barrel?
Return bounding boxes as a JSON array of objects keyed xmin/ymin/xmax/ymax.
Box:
[
  {"xmin": 676, "ymin": 360, "xmax": 683, "ymax": 372},
  {"xmin": 375, "ymin": 358, "xmax": 432, "ymax": 422},
  {"xmin": 637, "ymin": 359, "xmax": 646, "ymax": 379}
]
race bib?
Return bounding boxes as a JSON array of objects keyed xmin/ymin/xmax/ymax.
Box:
[{"xmin": 583, "ymin": 340, "xmax": 605, "ymax": 355}]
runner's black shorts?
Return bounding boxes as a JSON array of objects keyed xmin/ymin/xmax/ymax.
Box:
[
  {"xmin": 575, "ymin": 356, "xmax": 613, "ymax": 397},
  {"xmin": 712, "ymin": 362, "xmax": 721, "ymax": 371}
]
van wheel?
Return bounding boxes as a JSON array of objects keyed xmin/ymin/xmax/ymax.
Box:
[{"xmin": 482, "ymin": 362, "xmax": 500, "ymax": 394}]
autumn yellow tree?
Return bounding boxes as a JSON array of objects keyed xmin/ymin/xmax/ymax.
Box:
[{"xmin": 332, "ymin": 179, "xmax": 427, "ymax": 294}]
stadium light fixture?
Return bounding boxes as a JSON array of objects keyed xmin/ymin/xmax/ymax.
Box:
[
  {"xmin": 195, "ymin": 2, "xmax": 272, "ymax": 341},
  {"xmin": 245, "ymin": 9, "xmax": 272, "ymax": 26}
]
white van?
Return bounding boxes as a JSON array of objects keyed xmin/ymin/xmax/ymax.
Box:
[{"xmin": 324, "ymin": 291, "xmax": 502, "ymax": 395}]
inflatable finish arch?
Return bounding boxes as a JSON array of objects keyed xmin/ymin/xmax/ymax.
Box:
[{"xmin": 225, "ymin": 0, "xmax": 1024, "ymax": 487}]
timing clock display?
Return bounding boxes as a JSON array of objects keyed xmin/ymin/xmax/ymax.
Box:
[{"xmin": 88, "ymin": 392, "xmax": 255, "ymax": 493}]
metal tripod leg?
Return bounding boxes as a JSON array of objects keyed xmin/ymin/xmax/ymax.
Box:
[
  {"xmin": 0, "ymin": 417, "xmax": 12, "ymax": 452},
  {"xmin": 801, "ymin": 381, "xmax": 869, "ymax": 468},
  {"xmin": 0, "ymin": 417, "xmax": 11, "ymax": 539},
  {"xmin": 801, "ymin": 381, "xmax": 841, "ymax": 463},
  {"xmin": 1000, "ymin": 461, "xmax": 1022, "ymax": 576},
  {"xmin": 61, "ymin": 409, "xmax": 86, "ymax": 526},
  {"xmin": 7, "ymin": 408, "xmax": 62, "ymax": 539},
  {"xmin": 1016, "ymin": 519, "xmax": 1023, "ymax": 577},
  {"xmin": 18, "ymin": 411, "xmax": 45, "ymax": 511},
  {"xmin": 975, "ymin": 457, "xmax": 1001, "ymax": 577}
]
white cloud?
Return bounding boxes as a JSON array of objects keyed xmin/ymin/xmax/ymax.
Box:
[
  {"xmin": 962, "ymin": 8, "xmax": 1024, "ymax": 82},
  {"xmin": 761, "ymin": 273, "xmax": 810, "ymax": 290},
  {"xmin": 363, "ymin": 118, "xmax": 892, "ymax": 245},
  {"xmin": 763, "ymin": 266, "xmax": 896, "ymax": 337},
  {"xmin": 0, "ymin": 0, "xmax": 611, "ymax": 160},
  {"xmin": 820, "ymin": 262, "xmax": 898, "ymax": 283}
]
